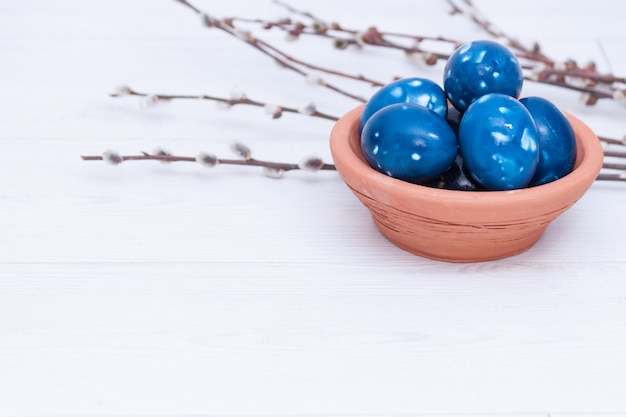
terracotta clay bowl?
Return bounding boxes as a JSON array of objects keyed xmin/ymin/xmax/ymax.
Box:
[{"xmin": 330, "ymin": 104, "xmax": 604, "ymax": 262}]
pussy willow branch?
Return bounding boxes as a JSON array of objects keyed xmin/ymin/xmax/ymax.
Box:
[
  {"xmin": 602, "ymin": 161, "xmax": 626, "ymax": 171},
  {"xmin": 596, "ymin": 172, "xmax": 626, "ymax": 181},
  {"xmin": 271, "ymin": 0, "xmax": 461, "ymax": 49},
  {"xmin": 80, "ymin": 153, "xmax": 335, "ymax": 172},
  {"xmin": 81, "ymin": 146, "xmax": 336, "ymax": 178},
  {"xmin": 599, "ymin": 135, "xmax": 626, "ymax": 146},
  {"xmin": 599, "ymin": 143, "xmax": 626, "ymax": 181},
  {"xmin": 603, "ymin": 146, "xmax": 626, "ymax": 158},
  {"xmin": 174, "ymin": 0, "xmax": 369, "ymax": 102},
  {"xmin": 227, "ymin": 15, "xmax": 451, "ymax": 66},
  {"xmin": 80, "ymin": 150, "xmax": 626, "ymax": 182},
  {"xmin": 230, "ymin": 12, "xmax": 623, "ymax": 102},
  {"xmin": 111, "ymin": 85, "xmax": 340, "ymax": 121},
  {"xmin": 174, "ymin": 0, "xmax": 626, "ymax": 107},
  {"xmin": 269, "ymin": 0, "xmax": 461, "ymax": 62},
  {"xmin": 263, "ymin": 0, "xmax": 626, "ymax": 106}
]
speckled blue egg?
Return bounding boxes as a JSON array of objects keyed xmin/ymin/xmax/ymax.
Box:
[
  {"xmin": 361, "ymin": 103, "xmax": 458, "ymax": 184},
  {"xmin": 520, "ymin": 96, "xmax": 577, "ymax": 186},
  {"xmin": 444, "ymin": 40, "xmax": 523, "ymax": 112},
  {"xmin": 359, "ymin": 77, "xmax": 448, "ymax": 134},
  {"xmin": 459, "ymin": 93, "xmax": 539, "ymax": 190}
]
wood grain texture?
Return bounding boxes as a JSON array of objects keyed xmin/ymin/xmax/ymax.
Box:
[
  {"xmin": 2, "ymin": 262, "xmax": 626, "ymax": 415},
  {"xmin": 1, "ymin": 0, "xmax": 626, "ymax": 415}
]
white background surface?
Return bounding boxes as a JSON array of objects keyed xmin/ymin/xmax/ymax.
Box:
[{"xmin": 1, "ymin": 0, "xmax": 626, "ymax": 416}]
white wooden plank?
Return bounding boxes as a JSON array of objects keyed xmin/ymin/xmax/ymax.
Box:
[{"xmin": 2, "ymin": 263, "xmax": 626, "ymax": 415}]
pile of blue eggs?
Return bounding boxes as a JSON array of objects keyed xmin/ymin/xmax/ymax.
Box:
[{"xmin": 359, "ymin": 39, "xmax": 578, "ymax": 191}]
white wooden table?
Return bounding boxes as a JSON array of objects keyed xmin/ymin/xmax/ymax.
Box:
[{"xmin": 1, "ymin": 0, "xmax": 625, "ymax": 415}]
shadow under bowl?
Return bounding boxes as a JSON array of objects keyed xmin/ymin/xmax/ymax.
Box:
[{"xmin": 329, "ymin": 104, "xmax": 604, "ymax": 262}]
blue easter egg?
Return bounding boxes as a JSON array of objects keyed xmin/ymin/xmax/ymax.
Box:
[
  {"xmin": 361, "ymin": 103, "xmax": 458, "ymax": 184},
  {"xmin": 459, "ymin": 93, "xmax": 539, "ymax": 190},
  {"xmin": 520, "ymin": 96, "xmax": 577, "ymax": 186},
  {"xmin": 359, "ymin": 77, "xmax": 448, "ymax": 133},
  {"xmin": 444, "ymin": 40, "xmax": 523, "ymax": 112}
]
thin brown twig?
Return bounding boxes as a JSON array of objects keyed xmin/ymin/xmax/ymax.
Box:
[
  {"xmin": 175, "ymin": 0, "xmax": 369, "ymax": 102},
  {"xmin": 271, "ymin": 0, "xmax": 462, "ymax": 47},
  {"xmin": 232, "ymin": 15, "xmax": 452, "ymax": 65},
  {"xmin": 111, "ymin": 86, "xmax": 340, "ymax": 121},
  {"xmin": 599, "ymin": 136, "xmax": 626, "ymax": 146},
  {"xmin": 602, "ymin": 148, "xmax": 626, "ymax": 159},
  {"xmin": 269, "ymin": 0, "xmax": 462, "ymax": 57},
  {"xmin": 81, "ymin": 148, "xmax": 336, "ymax": 176},
  {"xmin": 266, "ymin": 0, "xmax": 626, "ymax": 107},
  {"xmin": 80, "ymin": 151, "xmax": 626, "ymax": 182},
  {"xmin": 601, "ymin": 162, "xmax": 626, "ymax": 171},
  {"xmin": 596, "ymin": 172, "xmax": 626, "ymax": 181}
]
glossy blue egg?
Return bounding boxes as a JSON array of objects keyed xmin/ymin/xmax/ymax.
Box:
[
  {"xmin": 520, "ymin": 96, "xmax": 577, "ymax": 186},
  {"xmin": 359, "ymin": 77, "xmax": 448, "ymax": 134},
  {"xmin": 444, "ymin": 40, "xmax": 523, "ymax": 112},
  {"xmin": 361, "ymin": 103, "xmax": 458, "ymax": 184},
  {"xmin": 459, "ymin": 93, "xmax": 539, "ymax": 190}
]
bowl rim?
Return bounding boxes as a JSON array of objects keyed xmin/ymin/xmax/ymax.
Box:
[{"xmin": 330, "ymin": 104, "xmax": 605, "ymax": 207}]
